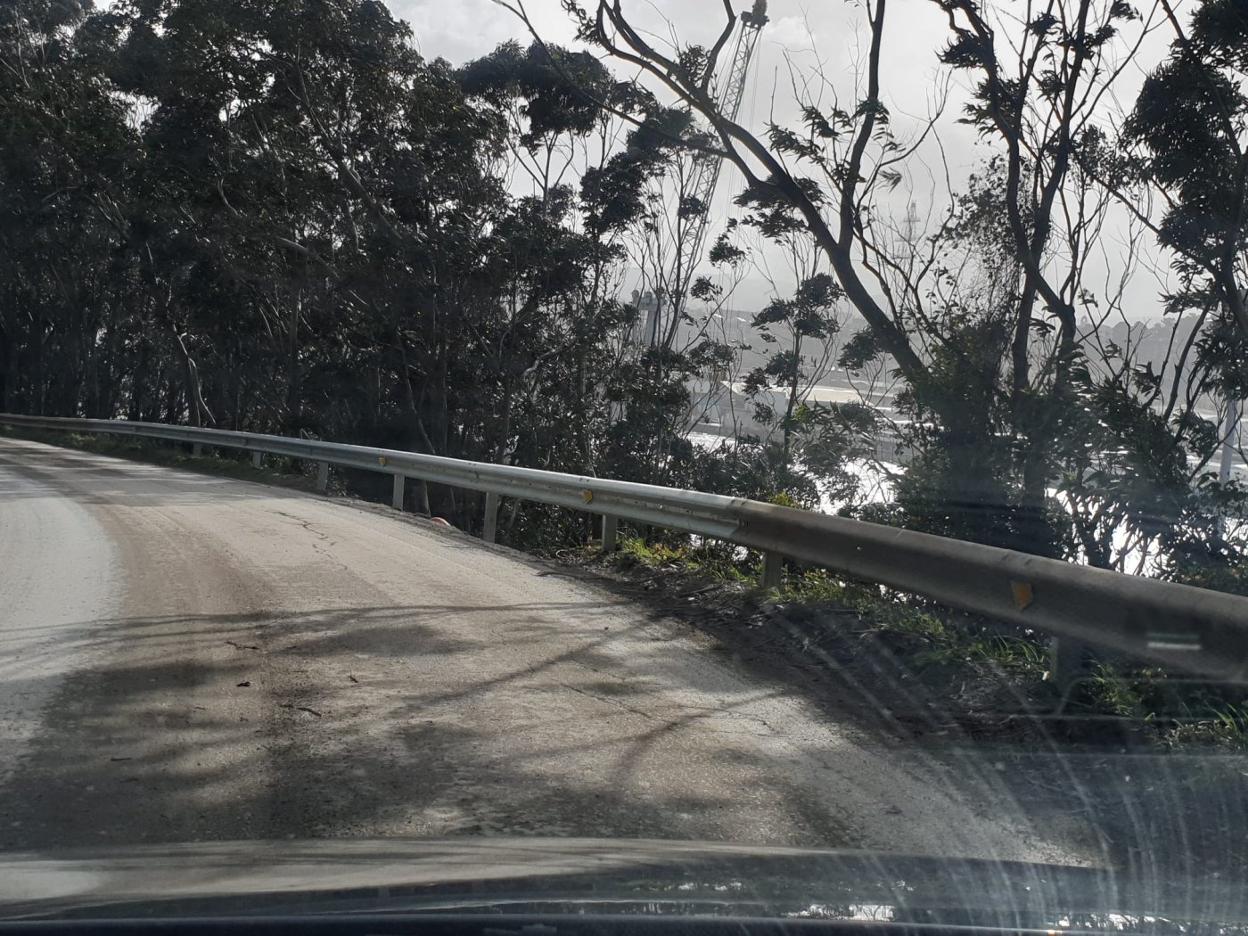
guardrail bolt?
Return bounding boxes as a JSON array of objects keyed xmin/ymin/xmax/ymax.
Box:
[
  {"xmin": 482, "ymin": 492, "xmax": 501, "ymax": 543},
  {"xmin": 761, "ymin": 551, "xmax": 783, "ymax": 589},
  {"xmin": 316, "ymin": 461, "xmax": 329, "ymax": 493},
  {"xmin": 601, "ymin": 515, "xmax": 618, "ymax": 553},
  {"xmin": 392, "ymin": 474, "xmax": 405, "ymax": 511}
]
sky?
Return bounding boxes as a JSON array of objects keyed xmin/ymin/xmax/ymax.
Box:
[
  {"xmin": 393, "ymin": 0, "xmax": 1178, "ymax": 322},
  {"xmin": 399, "ymin": 0, "xmax": 976, "ymax": 178},
  {"xmin": 397, "ymin": 0, "xmax": 993, "ymax": 312}
]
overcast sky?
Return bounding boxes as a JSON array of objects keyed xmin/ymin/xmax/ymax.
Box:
[
  {"xmin": 395, "ymin": 0, "xmax": 998, "ymax": 313},
  {"xmin": 399, "ymin": 0, "xmax": 976, "ymax": 171},
  {"xmin": 392, "ymin": 0, "xmax": 1177, "ymax": 322}
]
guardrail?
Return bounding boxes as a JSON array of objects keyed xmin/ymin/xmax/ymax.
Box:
[{"xmin": 3, "ymin": 412, "xmax": 1247, "ymax": 683}]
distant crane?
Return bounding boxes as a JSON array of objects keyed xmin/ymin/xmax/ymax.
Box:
[
  {"xmin": 687, "ymin": 0, "xmax": 769, "ymax": 250},
  {"xmin": 642, "ymin": 1, "xmax": 768, "ymax": 347}
]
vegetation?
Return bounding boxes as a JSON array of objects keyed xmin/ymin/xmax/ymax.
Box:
[
  {"xmin": 612, "ymin": 536, "xmax": 1054, "ymax": 683},
  {"xmin": 552, "ymin": 0, "xmax": 1248, "ymax": 575},
  {"xmin": 603, "ymin": 535, "xmax": 1248, "ymax": 748},
  {"xmin": 3, "ymin": 0, "xmax": 1245, "ymax": 562},
  {"xmin": 0, "ymin": 0, "xmax": 773, "ymax": 541}
]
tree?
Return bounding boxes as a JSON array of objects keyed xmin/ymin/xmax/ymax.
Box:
[
  {"xmin": 0, "ymin": 0, "xmax": 733, "ymax": 546},
  {"xmin": 548, "ymin": 0, "xmax": 1227, "ymax": 564},
  {"xmin": 0, "ymin": 0, "xmax": 136, "ymax": 416},
  {"xmin": 1122, "ymin": 0, "xmax": 1248, "ymax": 351},
  {"xmin": 6, "ymin": 0, "xmax": 1245, "ymax": 577}
]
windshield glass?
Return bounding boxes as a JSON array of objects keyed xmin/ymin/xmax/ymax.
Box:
[{"xmin": 2, "ymin": 0, "xmax": 1246, "ymax": 928}]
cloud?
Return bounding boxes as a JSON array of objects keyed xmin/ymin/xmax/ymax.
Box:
[
  {"xmin": 395, "ymin": 0, "xmax": 576, "ymax": 63},
  {"xmin": 763, "ymin": 13, "xmax": 822, "ymax": 50}
]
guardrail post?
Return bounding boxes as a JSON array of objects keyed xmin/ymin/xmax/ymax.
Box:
[
  {"xmin": 761, "ymin": 551, "xmax": 783, "ymax": 588},
  {"xmin": 316, "ymin": 461, "xmax": 329, "ymax": 493},
  {"xmin": 392, "ymin": 474, "xmax": 405, "ymax": 511},
  {"xmin": 192, "ymin": 443, "xmax": 203, "ymax": 457},
  {"xmin": 416, "ymin": 480, "xmax": 431, "ymax": 516},
  {"xmin": 601, "ymin": 515, "xmax": 618, "ymax": 553},
  {"xmin": 251, "ymin": 451, "xmax": 263, "ymax": 469},
  {"xmin": 1048, "ymin": 637, "xmax": 1087, "ymax": 694},
  {"xmin": 483, "ymin": 492, "xmax": 500, "ymax": 543}
]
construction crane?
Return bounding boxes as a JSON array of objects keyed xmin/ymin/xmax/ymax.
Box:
[
  {"xmin": 642, "ymin": 1, "xmax": 768, "ymax": 347},
  {"xmin": 688, "ymin": 0, "xmax": 769, "ymax": 248}
]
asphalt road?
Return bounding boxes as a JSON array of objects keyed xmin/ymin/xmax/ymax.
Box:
[{"xmin": 0, "ymin": 436, "xmax": 1086, "ymax": 861}]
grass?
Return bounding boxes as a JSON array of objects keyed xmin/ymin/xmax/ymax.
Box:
[
  {"xmin": 611, "ymin": 535, "xmax": 1052, "ymax": 680},
  {"xmin": 614, "ymin": 535, "xmax": 751, "ymax": 584},
  {"xmin": 1163, "ymin": 705, "xmax": 1248, "ymax": 747},
  {"xmin": 612, "ymin": 533, "xmax": 1047, "ymax": 686},
  {"xmin": 1083, "ymin": 662, "xmax": 1248, "ymax": 749},
  {"xmin": 1084, "ymin": 664, "xmax": 1155, "ymax": 721},
  {"xmin": 603, "ymin": 533, "xmax": 1248, "ymax": 747},
  {"xmin": 775, "ymin": 567, "xmax": 1050, "ymax": 679}
]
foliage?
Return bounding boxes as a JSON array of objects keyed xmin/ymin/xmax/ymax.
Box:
[
  {"xmin": 1086, "ymin": 662, "xmax": 1248, "ymax": 750},
  {"xmin": 1121, "ymin": 0, "xmax": 1248, "ymax": 409},
  {"xmin": 0, "ymin": 0, "xmax": 729, "ymax": 548}
]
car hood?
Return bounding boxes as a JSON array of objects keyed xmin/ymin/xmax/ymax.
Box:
[{"xmin": 0, "ymin": 837, "xmax": 1242, "ymax": 928}]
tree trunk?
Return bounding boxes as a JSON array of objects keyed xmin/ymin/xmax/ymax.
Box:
[
  {"xmin": 285, "ymin": 288, "xmax": 302, "ymax": 432},
  {"xmin": 1, "ymin": 306, "xmax": 18, "ymax": 413}
]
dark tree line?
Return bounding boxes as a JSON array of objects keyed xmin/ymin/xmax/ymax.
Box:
[{"xmin": 1, "ymin": 0, "xmax": 798, "ymax": 540}]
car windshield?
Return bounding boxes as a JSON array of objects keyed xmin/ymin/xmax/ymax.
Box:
[{"xmin": 2, "ymin": 0, "xmax": 1247, "ymax": 929}]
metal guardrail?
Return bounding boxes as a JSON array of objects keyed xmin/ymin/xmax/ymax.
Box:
[{"xmin": 3, "ymin": 412, "xmax": 1248, "ymax": 683}]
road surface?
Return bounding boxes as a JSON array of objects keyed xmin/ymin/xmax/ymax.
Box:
[{"xmin": 0, "ymin": 435, "xmax": 1083, "ymax": 861}]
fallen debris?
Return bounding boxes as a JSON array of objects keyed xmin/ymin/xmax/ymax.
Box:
[{"xmin": 279, "ymin": 703, "xmax": 323, "ymax": 717}]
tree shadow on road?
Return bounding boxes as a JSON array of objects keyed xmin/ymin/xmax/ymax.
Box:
[
  {"xmin": 4, "ymin": 569, "xmax": 1245, "ymax": 884},
  {"xmin": 0, "ymin": 599, "xmax": 859, "ymax": 855}
]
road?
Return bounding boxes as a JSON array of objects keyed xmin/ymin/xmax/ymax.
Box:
[{"xmin": 0, "ymin": 435, "xmax": 1084, "ymax": 861}]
